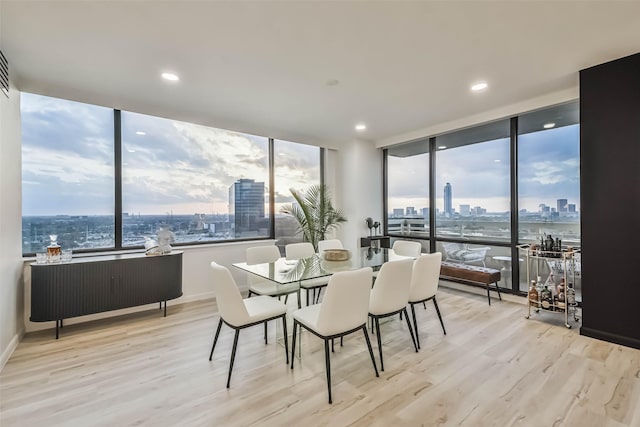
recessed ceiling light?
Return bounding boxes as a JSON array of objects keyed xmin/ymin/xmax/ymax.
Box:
[
  {"xmin": 355, "ymin": 124, "xmax": 366, "ymax": 131},
  {"xmin": 543, "ymin": 122, "xmax": 556, "ymax": 129},
  {"xmin": 438, "ymin": 145, "xmax": 447, "ymax": 149},
  {"xmin": 471, "ymin": 82, "xmax": 488, "ymax": 92},
  {"xmin": 161, "ymin": 72, "xmax": 179, "ymax": 81},
  {"xmin": 135, "ymin": 131, "xmax": 146, "ymax": 135}
]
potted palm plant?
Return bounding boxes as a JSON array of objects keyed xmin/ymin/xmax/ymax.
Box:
[{"xmin": 280, "ymin": 184, "xmax": 347, "ymax": 251}]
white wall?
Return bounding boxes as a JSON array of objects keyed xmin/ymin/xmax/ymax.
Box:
[
  {"xmin": 331, "ymin": 140, "xmax": 383, "ymax": 253},
  {"xmin": 0, "ymin": 71, "xmax": 26, "ymax": 368}
]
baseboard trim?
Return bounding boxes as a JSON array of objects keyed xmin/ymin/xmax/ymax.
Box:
[
  {"xmin": 580, "ymin": 326, "xmax": 640, "ymax": 350},
  {"xmin": 1, "ymin": 328, "xmax": 25, "ymax": 371}
]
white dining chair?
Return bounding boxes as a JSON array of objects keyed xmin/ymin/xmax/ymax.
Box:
[
  {"xmin": 369, "ymin": 258, "xmax": 418, "ymax": 371},
  {"xmin": 290, "ymin": 267, "xmax": 378, "ymax": 404},
  {"xmin": 408, "ymin": 253, "xmax": 445, "ymax": 350},
  {"xmin": 317, "ymin": 239, "xmax": 343, "ymax": 253},
  {"xmin": 246, "ymin": 245, "xmax": 301, "ymax": 310},
  {"xmin": 392, "ymin": 239, "xmax": 422, "ymax": 257},
  {"xmin": 285, "ymin": 242, "xmax": 329, "ymax": 306},
  {"xmin": 208, "ymin": 262, "xmax": 289, "ymax": 388}
]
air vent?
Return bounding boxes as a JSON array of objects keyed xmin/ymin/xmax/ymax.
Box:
[{"xmin": 0, "ymin": 50, "xmax": 8, "ymax": 98}]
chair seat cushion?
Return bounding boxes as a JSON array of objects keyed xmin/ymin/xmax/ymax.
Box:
[
  {"xmin": 249, "ymin": 281, "xmax": 299, "ymax": 297},
  {"xmin": 299, "ymin": 277, "xmax": 329, "ymax": 289},
  {"xmin": 292, "ymin": 304, "xmax": 323, "ymax": 333},
  {"xmin": 243, "ymin": 295, "xmax": 287, "ymax": 324}
]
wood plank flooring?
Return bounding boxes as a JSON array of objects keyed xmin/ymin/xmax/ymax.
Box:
[{"xmin": 1, "ymin": 287, "xmax": 639, "ymax": 427}]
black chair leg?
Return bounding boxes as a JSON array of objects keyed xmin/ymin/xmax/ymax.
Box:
[
  {"xmin": 284, "ymin": 294, "xmax": 289, "ymax": 305},
  {"xmin": 324, "ymin": 339, "xmax": 332, "ymax": 404},
  {"xmin": 423, "ymin": 301, "xmax": 427, "ymax": 310},
  {"xmin": 433, "ymin": 297, "xmax": 446, "ymax": 335},
  {"xmin": 403, "ymin": 308, "xmax": 418, "ymax": 352},
  {"xmin": 362, "ymin": 326, "xmax": 379, "ymax": 377},
  {"xmin": 247, "ymin": 290, "xmax": 253, "ymax": 298},
  {"xmin": 226, "ymin": 329, "xmax": 240, "ymax": 388},
  {"xmin": 331, "ymin": 338, "xmax": 334, "ymax": 352},
  {"xmin": 340, "ymin": 336, "xmax": 343, "ymax": 346},
  {"xmin": 306, "ymin": 289, "xmax": 310, "ymax": 307},
  {"xmin": 209, "ymin": 318, "xmax": 223, "ymax": 361},
  {"xmin": 264, "ymin": 321, "xmax": 268, "ymax": 344},
  {"xmin": 315, "ymin": 288, "xmax": 322, "ymax": 304},
  {"xmin": 374, "ymin": 317, "xmax": 384, "ymax": 371},
  {"xmin": 297, "ymin": 289, "xmax": 302, "ymax": 310},
  {"xmin": 282, "ymin": 315, "xmax": 289, "ymax": 365},
  {"xmin": 290, "ymin": 320, "xmax": 298, "ymax": 369},
  {"xmin": 411, "ymin": 303, "xmax": 420, "ymax": 350}
]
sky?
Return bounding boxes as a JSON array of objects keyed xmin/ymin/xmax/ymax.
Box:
[
  {"xmin": 388, "ymin": 125, "xmax": 580, "ymax": 214},
  {"xmin": 21, "ymin": 93, "xmax": 320, "ymax": 216}
]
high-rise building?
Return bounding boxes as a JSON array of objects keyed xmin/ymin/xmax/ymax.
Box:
[
  {"xmin": 568, "ymin": 204, "xmax": 576, "ymax": 213},
  {"xmin": 406, "ymin": 206, "xmax": 417, "ymax": 216},
  {"xmin": 392, "ymin": 208, "xmax": 404, "ymax": 217},
  {"xmin": 557, "ymin": 198, "xmax": 568, "ymax": 213},
  {"xmin": 459, "ymin": 204, "xmax": 470, "ymax": 216},
  {"xmin": 229, "ymin": 179, "xmax": 265, "ymax": 237},
  {"xmin": 444, "ymin": 182, "xmax": 452, "ymax": 216},
  {"xmin": 421, "ymin": 207, "xmax": 429, "ymax": 219}
]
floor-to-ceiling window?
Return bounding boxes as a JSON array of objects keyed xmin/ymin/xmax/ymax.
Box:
[
  {"xmin": 121, "ymin": 111, "xmax": 270, "ymax": 246},
  {"xmin": 517, "ymin": 101, "xmax": 580, "ymax": 294},
  {"xmin": 386, "ymin": 139, "xmax": 429, "ymax": 239},
  {"xmin": 273, "ymin": 139, "xmax": 321, "ymax": 250},
  {"xmin": 384, "ymin": 102, "xmax": 581, "ymax": 296},
  {"xmin": 21, "ymin": 93, "xmax": 115, "ymax": 254},
  {"xmin": 21, "ymin": 93, "xmax": 321, "ymax": 255}
]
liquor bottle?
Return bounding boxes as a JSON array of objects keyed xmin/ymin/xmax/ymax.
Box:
[
  {"xmin": 528, "ymin": 280, "xmax": 539, "ymax": 307},
  {"xmin": 556, "ymin": 278, "xmax": 565, "ymax": 295},
  {"xmin": 541, "ymin": 286, "xmax": 553, "ymax": 310},
  {"xmin": 567, "ymin": 282, "xmax": 576, "ymax": 305}
]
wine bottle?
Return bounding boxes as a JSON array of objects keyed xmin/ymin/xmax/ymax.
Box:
[{"xmin": 528, "ymin": 280, "xmax": 539, "ymax": 307}]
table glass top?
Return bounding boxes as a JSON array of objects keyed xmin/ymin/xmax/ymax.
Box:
[{"xmin": 233, "ymin": 247, "xmax": 412, "ymax": 284}]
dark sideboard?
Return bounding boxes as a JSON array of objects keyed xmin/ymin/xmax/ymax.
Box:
[{"xmin": 31, "ymin": 251, "xmax": 183, "ymax": 338}]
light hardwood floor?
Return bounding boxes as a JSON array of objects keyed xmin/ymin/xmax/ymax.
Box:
[{"xmin": 1, "ymin": 287, "xmax": 639, "ymax": 427}]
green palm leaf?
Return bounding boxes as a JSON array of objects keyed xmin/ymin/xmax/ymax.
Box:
[{"xmin": 280, "ymin": 184, "xmax": 346, "ymax": 251}]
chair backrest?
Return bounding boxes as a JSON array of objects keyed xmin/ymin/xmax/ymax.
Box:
[
  {"xmin": 392, "ymin": 240, "xmax": 422, "ymax": 258},
  {"xmin": 369, "ymin": 258, "xmax": 414, "ymax": 315},
  {"xmin": 210, "ymin": 262, "xmax": 249, "ymax": 326},
  {"xmin": 317, "ymin": 239, "xmax": 343, "ymax": 253},
  {"xmin": 316, "ymin": 267, "xmax": 373, "ymax": 336},
  {"xmin": 246, "ymin": 245, "xmax": 281, "ymax": 265},
  {"xmin": 409, "ymin": 252, "xmax": 442, "ymax": 302},
  {"xmin": 285, "ymin": 242, "xmax": 315, "ymax": 260}
]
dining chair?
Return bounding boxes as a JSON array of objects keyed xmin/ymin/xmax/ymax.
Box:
[
  {"xmin": 208, "ymin": 262, "xmax": 289, "ymax": 388},
  {"xmin": 285, "ymin": 242, "xmax": 329, "ymax": 306},
  {"xmin": 246, "ymin": 245, "xmax": 301, "ymax": 310},
  {"xmin": 408, "ymin": 253, "xmax": 446, "ymax": 350},
  {"xmin": 373, "ymin": 239, "xmax": 421, "ymax": 280},
  {"xmin": 369, "ymin": 258, "xmax": 418, "ymax": 371},
  {"xmin": 392, "ymin": 239, "xmax": 422, "ymax": 257},
  {"xmin": 290, "ymin": 267, "xmax": 378, "ymax": 404},
  {"xmin": 317, "ymin": 239, "xmax": 344, "ymax": 253}
]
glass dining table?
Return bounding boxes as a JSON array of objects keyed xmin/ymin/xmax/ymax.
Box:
[{"xmin": 233, "ymin": 247, "xmax": 410, "ymax": 284}]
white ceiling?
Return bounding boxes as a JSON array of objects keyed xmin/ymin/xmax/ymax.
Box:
[{"xmin": 2, "ymin": 1, "xmax": 640, "ymax": 149}]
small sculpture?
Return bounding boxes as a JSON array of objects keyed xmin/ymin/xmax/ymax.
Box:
[{"xmin": 145, "ymin": 225, "xmax": 175, "ymax": 255}]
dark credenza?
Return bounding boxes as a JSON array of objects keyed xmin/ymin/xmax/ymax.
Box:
[{"xmin": 31, "ymin": 251, "xmax": 183, "ymax": 338}]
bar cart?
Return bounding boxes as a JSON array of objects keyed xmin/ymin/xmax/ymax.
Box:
[{"xmin": 518, "ymin": 244, "xmax": 580, "ymax": 328}]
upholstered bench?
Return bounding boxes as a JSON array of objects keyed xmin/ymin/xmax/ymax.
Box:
[{"xmin": 440, "ymin": 262, "xmax": 502, "ymax": 305}]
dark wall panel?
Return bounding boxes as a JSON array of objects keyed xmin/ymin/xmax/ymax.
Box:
[{"xmin": 580, "ymin": 52, "xmax": 640, "ymax": 348}]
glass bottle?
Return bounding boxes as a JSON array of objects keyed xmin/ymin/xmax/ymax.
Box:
[
  {"xmin": 528, "ymin": 280, "xmax": 539, "ymax": 307},
  {"xmin": 541, "ymin": 285, "xmax": 552, "ymax": 310},
  {"xmin": 567, "ymin": 282, "xmax": 576, "ymax": 305}
]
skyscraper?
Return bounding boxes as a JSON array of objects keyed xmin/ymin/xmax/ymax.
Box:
[
  {"xmin": 229, "ymin": 179, "xmax": 265, "ymax": 237},
  {"xmin": 557, "ymin": 199, "xmax": 568, "ymax": 213},
  {"xmin": 444, "ymin": 182, "xmax": 452, "ymax": 216}
]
